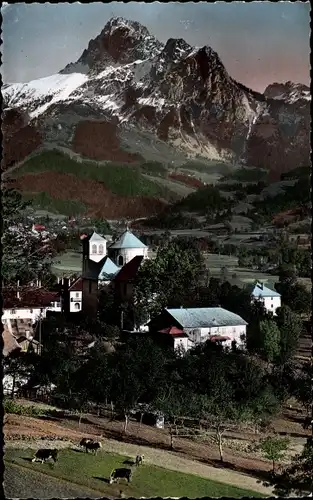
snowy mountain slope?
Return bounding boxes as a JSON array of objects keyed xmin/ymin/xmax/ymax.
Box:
[
  {"xmin": 3, "ymin": 17, "xmax": 310, "ymax": 179},
  {"xmin": 264, "ymin": 81, "xmax": 310, "ymax": 103}
]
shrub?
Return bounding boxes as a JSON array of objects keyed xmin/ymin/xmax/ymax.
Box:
[{"xmin": 4, "ymin": 399, "xmax": 46, "ymax": 417}]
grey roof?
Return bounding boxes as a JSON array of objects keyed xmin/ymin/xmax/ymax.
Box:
[
  {"xmin": 166, "ymin": 307, "xmax": 247, "ymax": 328},
  {"xmin": 109, "ymin": 229, "xmax": 147, "ymax": 249},
  {"xmin": 89, "ymin": 231, "xmax": 107, "ymax": 242},
  {"xmin": 248, "ymin": 282, "xmax": 281, "ymax": 298}
]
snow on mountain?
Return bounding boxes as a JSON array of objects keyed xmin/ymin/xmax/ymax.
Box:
[
  {"xmin": 2, "ymin": 17, "xmax": 310, "ymax": 179},
  {"xmin": 264, "ymin": 81, "xmax": 311, "ymax": 103},
  {"xmin": 4, "ymin": 73, "xmax": 89, "ymax": 118}
]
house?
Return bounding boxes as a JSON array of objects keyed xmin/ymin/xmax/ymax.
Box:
[
  {"xmin": 157, "ymin": 326, "xmax": 191, "ymax": 351},
  {"xmin": 148, "ymin": 307, "xmax": 248, "ymax": 350},
  {"xmin": 68, "ymin": 277, "xmax": 83, "ymax": 312},
  {"xmin": 2, "ymin": 287, "xmax": 62, "ymax": 341},
  {"xmin": 248, "ymin": 282, "xmax": 281, "ymax": 315}
]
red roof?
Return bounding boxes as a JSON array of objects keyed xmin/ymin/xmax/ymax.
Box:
[
  {"xmin": 210, "ymin": 335, "xmax": 231, "ymax": 342},
  {"xmin": 33, "ymin": 224, "xmax": 46, "ymax": 231},
  {"xmin": 114, "ymin": 255, "xmax": 144, "ymax": 282},
  {"xmin": 69, "ymin": 277, "xmax": 83, "ymax": 292},
  {"xmin": 158, "ymin": 326, "xmax": 185, "ymax": 336},
  {"xmin": 80, "ymin": 234, "xmax": 88, "ymax": 240},
  {"xmin": 3, "ymin": 288, "xmax": 59, "ymax": 309}
]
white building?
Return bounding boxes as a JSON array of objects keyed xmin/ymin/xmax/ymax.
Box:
[
  {"xmin": 148, "ymin": 307, "xmax": 248, "ymax": 351},
  {"xmin": 107, "ymin": 229, "xmax": 148, "ymax": 267},
  {"xmin": 249, "ymin": 282, "xmax": 281, "ymax": 315},
  {"xmin": 2, "ymin": 287, "xmax": 62, "ymax": 351},
  {"xmin": 87, "ymin": 231, "xmax": 107, "ymax": 263},
  {"xmin": 68, "ymin": 278, "xmax": 83, "ymax": 312}
]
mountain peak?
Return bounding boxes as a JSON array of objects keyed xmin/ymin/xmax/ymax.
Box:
[
  {"xmin": 264, "ymin": 81, "xmax": 310, "ymax": 102},
  {"xmin": 70, "ymin": 17, "xmax": 163, "ymax": 72}
]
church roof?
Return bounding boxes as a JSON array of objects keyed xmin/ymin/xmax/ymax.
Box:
[
  {"xmin": 88, "ymin": 231, "xmax": 107, "ymax": 242},
  {"xmin": 98, "ymin": 257, "xmax": 120, "ymax": 281},
  {"xmin": 114, "ymin": 255, "xmax": 144, "ymax": 282},
  {"xmin": 109, "ymin": 229, "xmax": 147, "ymax": 249}
]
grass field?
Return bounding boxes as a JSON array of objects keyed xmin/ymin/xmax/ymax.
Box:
[
  {"xmin": 15, "ymin": 150, "xmax": 172, "ymax": 199},
  {"xmin": 52, "ymin": 250, "xmax": 82, "ymax": 274},
  {"xmin": 4, "ymin": 448, "xmax": 265, "ymax": 498}
]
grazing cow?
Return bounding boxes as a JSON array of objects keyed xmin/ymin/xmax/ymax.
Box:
[
  {"xmin": 84, "ymin": 441, "xmax": 102, "ymax": 454},
  {"xmin": 80, "ymin": 438, "xmax": 94, "ymax": 447},
  {"xmin": 109, "ymin": 468, "xmax": 132, "ymax": 484},
  {"xmin": 32, "ymin": 449, "xmax": 58, "ymax": 464},
  {"xmin": 135, "ymin": 454, "xmax": 144, "ymax": 466}
]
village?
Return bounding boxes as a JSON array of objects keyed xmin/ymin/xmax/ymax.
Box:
[
  {"xmin": 3, "ymin": 210, "xmax": 312, "ymax": 497},
  {"xmin": 2, "ymin": 225, "xmax": 287, "ymax": 359}
]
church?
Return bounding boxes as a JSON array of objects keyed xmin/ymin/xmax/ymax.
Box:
[{"xmin": 70, "ymin": 228, "xmax": 148, "ymax": 316}]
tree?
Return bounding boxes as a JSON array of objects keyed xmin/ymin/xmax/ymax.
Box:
[
  {"xmin": 275, "ymin": 277, "xmax": 312, "ymax": 316},
  {"xmin": 134, "ymin": 239, "xmax": 206, "ymax": 318},
  {"xmin": 259, "ymin": 319, "xmax": 281, "ymax": 363},
  {"xmin": 265, "ymin": 437, "xmax": 313, "ymax": 496},
  {"xmin": 257, "ymin": 435, "xmax": 290, "ymax": 473},
  {"xmin": 293, "ymin": 362, "xmax": 312, "ymax": 416},
  {"xmin": 275, "ymin": 306, "xmax": 302, "ymax": 364},
  {"xmin": 2, "ymin": 186, "xmax": 56, "ymax": 284},
  {"xmin": 154, "ymin": 383, "xmax": 199, "ymax": 450},
  {"xmin": 110, "ymin": 337, "xmax": 169, "ymax": 433},
  {"xmin": 3, "ymin": 352, "xmax": 37, "ymax": 398},
  {"xmin": 196, "ymin": 394, "xmax": 254, "ymax": 462}
]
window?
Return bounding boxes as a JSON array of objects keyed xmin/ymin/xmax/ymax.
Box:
[
  {"xmin": 91, "ymin": 244, "xmax": 97, "ymax": 254},
  {"xmin": 11, "ymin": 309, "xmax": 16, "ymax": 314},
  {"xmin": 74, "ymin": 303, "xmax": 80, "ymax": 310},
  {"xmin": 271, "ymin": 304, "xmax": 274, "ymax": 308},
  {"xmin": 271, "ymin": 297, "xmax": 273, "ymax": 301},
  {"xmin": 75, "ymin": 292, "xmax": 80, "ymax": 298},
  {"xmin": 29, "ymin": 309, "xmax": 33, "ymax": 313},
  {"xmin": 99, "ymin": 244, "xmax": 104, "ymax": 255},
  {"xmin": 118, "ymin": 255, "xmax": 124, "ymax": 266}
]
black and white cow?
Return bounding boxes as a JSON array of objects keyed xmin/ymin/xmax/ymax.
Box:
[
  {"xmin": 109, "ymin": 468, "xmax": 133, "ymax": 484},
  {"xmin": 80, "ymin": 438, "xmax": 94, "ymax": 448},
  {"xmin": 32, "ymin": 449, "xmax": 58, "ymax": 464},
  {"xmin": 135, "ymin": 454, "xmax": 144, "ymax": 466},
  {"xmin": 84, "ymin": 441, "xmax": 102, "ymax": 454}
]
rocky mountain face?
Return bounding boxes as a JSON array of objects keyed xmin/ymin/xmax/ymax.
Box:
[{"xmin": 3, "ymin": 17, "xmax": 310, "ymax": 180}]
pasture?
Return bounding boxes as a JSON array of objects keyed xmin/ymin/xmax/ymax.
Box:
[
  {"xmin": 52, "ymin": 250, "xmax": 82, "ymax": 274},
  {"xmin": 4, "ymin": 447, "xmax": 265, "ymax": 498},
  {"xmin": 204, "ymin": 253, "xmax": 279, "ymax": 288}
]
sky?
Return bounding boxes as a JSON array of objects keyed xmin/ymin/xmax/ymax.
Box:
[{"xmin": 1, "ymin": 1, "xmax": 310, "ymax": 92}]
